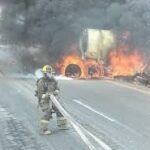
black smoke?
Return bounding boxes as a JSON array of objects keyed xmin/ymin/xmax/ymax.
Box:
[{"xmin": 0, "ymin": 0, "xmax": 150, "ymax": 72}]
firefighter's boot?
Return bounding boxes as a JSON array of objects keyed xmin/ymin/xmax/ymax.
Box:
[
  {"xmin": 57, "ymin": 117, "xmax": 68, "ymax": 130},
  {"xmin": 39, "ymin": 120, "xmax": 51, "ymax": 135}
]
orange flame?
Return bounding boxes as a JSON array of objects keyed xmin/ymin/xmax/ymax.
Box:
[
  {"xmin": 59, "ymin": 54, "xmax": 86, "ymax": 78},
  {"xmin": 57, "ymin": 53, "xmax": 104, "ymax": 78},
  {"xmin": 108, "ymin": 46, "xmax": 144, "ymax": 76},
  {"xmin": 57, "ymin": 46, "xmax": 143, "ymax": 78}
]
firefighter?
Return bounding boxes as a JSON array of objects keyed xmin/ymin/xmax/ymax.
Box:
[{"xmin": 35, "ymin": 65, "xmax": 68, "ymax": 135}]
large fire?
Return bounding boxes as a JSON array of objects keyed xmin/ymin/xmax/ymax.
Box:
[
  {"xmin": 108, "ymin": 46, "xmax": 144, "ymax": 77},
  {"xmin": 58, "ymin": 54, "xmax": 86, "ymax": 78},
  {"xmin": 57, "ymin": 53, "xmax": 104, "ymax": 78},
  {"xmin": 56, "ymin": 46, "xmax": 144, "ymax": 78}
]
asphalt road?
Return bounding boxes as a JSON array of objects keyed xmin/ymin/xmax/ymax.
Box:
[{"xmin": 0, "ymin": 76, "xmax": 150, "ymax": 150}]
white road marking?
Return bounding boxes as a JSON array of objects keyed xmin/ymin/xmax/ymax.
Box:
[
  {"xmin": 70, "ymin": 120, "xmax": 97, "ymax": 150},
  {"xmin": 73, "ymin": 99, "xmax": 142, "ymax": 137},
  {"xmin": 82, "ymin": 127, "xmax": 112, "ymax": 150},
  {"xmin": 107, "ymin": 81, "xmax": 150, "ymax": 95},
  {"xmin": 73, "ymin": 99, "xmax": 116, "ymax": 122},
  {"xmin": 51, "ymin": 95, "xmax": 112, "ymax": 150},
  {"xmin": 70, "ymin": 118, "xmax": 112, "ymax": 150},
  {"xmin": 50, "ymin": 95, "xmax": 97, "ymax": 150}
]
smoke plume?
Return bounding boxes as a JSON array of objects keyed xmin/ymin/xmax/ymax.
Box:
[{"xmin": 0, "ymin": 0, "xmax": 150, "ymax": 72}]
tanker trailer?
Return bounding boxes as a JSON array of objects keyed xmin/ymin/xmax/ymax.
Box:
[
  {"xmin": 79, "ymin": 29, "xmax": 116, "ymax": 62},
  {"xmin": 79, "ymin": 29, "xmax": 116, "ymax": 77}
]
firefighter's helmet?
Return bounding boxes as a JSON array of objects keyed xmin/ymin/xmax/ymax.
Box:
[{"xmin": 42, "ymin": 65, "xmax": 52, "ymax": 73}]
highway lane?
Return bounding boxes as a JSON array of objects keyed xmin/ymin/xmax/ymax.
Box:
[
  {"xmin": 0, "ymin": 78, "xmax": 89, "ymax": 150},
  {"xmin": 0, "ymin": 77, "xmax": 150, "ymax": 150},
  {"xmin": 59, "ymin": 79, "xmax": 150, "ymax": 150}
]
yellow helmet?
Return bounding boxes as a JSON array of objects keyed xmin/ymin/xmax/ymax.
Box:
[{"xmin": 42, "ymin": 65, "xmax": 52, "ymax": 73}]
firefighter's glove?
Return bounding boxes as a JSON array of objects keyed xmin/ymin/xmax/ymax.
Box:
[
  {"xmin": 42, "ymin": 93, "xmax": 49, "ymax": 99},
  {"xmin": 53, "ymin": 90, "xmax": 59, "ymax": 95}
]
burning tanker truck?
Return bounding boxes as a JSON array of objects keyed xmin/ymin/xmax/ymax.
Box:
[
  {"xmin": 57, "ymin": 28, "xmax": 145, "ymax": 80},
  {"xmin": 58, "ymin": 29, "xmax": 116, "ymax": 79},
  {"xmin": 79, "ymin": 29, "xmax": 116, "ymax": 78},
  {"xmin": 80, "ymin": 29, "xmax": 116, "ymax": 62}
]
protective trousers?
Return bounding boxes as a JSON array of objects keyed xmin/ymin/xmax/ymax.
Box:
[{"xmin": 39, "ymin": 98, "xmax": 67, "ymax": 133}]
